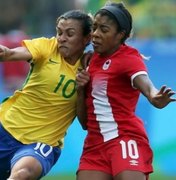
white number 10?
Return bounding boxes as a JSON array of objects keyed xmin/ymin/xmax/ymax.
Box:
[
  {"xmin": 120, "ymin": 140, "xmax": 139, "ymax": 159},
  {"xmin": 34, "ymin": 142, "xmax": 53, "ymax": 157}
]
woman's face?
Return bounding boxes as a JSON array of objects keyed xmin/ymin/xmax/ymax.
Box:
[
  {"xmin": 92, "ymin": 14, "xmax": 123, "ymax": 56},
  {"xmin": 56, "ymin": 19, "xmax": 89, "ymax": 64}
]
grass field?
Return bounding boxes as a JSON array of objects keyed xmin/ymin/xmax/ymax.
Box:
[{"xmin": 42, "ymin": 173, "xmax": 176, "ymax": 180}]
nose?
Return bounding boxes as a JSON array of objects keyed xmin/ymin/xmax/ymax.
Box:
[
  {"xmin": 92, "ymin": 29, "xmax": 100, "ymax": 38},
  {"xmin": 57, "ymin": 33, "xmax": 67, "ymax": 43}
]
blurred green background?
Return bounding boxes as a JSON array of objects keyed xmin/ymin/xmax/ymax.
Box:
[{"xmin": 0, "ymin": 0, "xmax": 176, "ymax": 179}]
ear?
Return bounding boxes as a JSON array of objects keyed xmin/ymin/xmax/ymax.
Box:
[{"xmin": 116, "ymin": 31, "xmax": 126, "ymax": 41}]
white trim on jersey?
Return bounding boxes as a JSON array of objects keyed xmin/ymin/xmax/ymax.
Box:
[
  {"xmin": 92, "ymin": 77, "xmax": 119, "ymax": 142},
  {"xmin": 131, "ymin": 71, "xmax": 148, "ymax": 89}
]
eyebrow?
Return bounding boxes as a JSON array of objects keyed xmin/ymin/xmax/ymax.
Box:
[
  {"xmin": 93, "ymin": 22, "xmax": 111, "ymax": 29},
  {"xmin": 56, "ymin": 26, "xmax": 76, "ymax": 31}
]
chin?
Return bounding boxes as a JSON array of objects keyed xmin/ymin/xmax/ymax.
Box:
[
  {"xmin": 60, "ymin": 50, "xmax": 69, "ymax": 57},
  {"xmin": 93, "ymin": 47, "xmax": 100, "ymax": 53}
]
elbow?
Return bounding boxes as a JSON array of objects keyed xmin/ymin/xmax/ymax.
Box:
[
  {"xmin": 80, "ymin": 120, "xmax": 87, "ymax": 130},
  {"xmin": 82, "ymin": 125, "xmax": 87, "ymax": 130},
  {"xmin": 77, "ymin": 117, "xmax": 87, "ymax": 130}
]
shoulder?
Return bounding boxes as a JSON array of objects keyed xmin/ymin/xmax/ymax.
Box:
[
  {"xmin": 23, "ymin": 36, "xmax": 57, "ymax": 46},
  {"xmin": 117, "ymin": 44, "xmax": 144, "ymax": 67},
  {"xmin": 115, "ymin": 44, "xmax": 147, "ymax": 73},
  {"xmin": 23, "ymin": 37, "xmax": 57, "ymax": 62},
  {"xmin": 120, "ymin": 44, "xmax": 141, "ymax": 58}
]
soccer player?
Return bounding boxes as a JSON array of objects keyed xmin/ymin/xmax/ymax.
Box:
[
  {"xmin": 76, "ymin": 2, "xmax": 176, "ymax": 180},
  {"xmin": 0, "ymin": 10, "xmax": 92, "ymax": 180}
]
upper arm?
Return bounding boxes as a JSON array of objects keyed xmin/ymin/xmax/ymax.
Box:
[{"xmin": 133, "ymin": 74, "xmax": 157, "ymax": 99}]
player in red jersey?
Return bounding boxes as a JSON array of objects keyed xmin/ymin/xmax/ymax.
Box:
[{"xmin": 76, "ymin": 2, "xmax": 176, "ymax": 180}]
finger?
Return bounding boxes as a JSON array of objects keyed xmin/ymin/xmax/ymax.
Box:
[
  {"xmin": 77, "ymin": 67, "xmax": 83, "ymax": 72},
  {"xmin": 162, "ymin": 88, "xmax": 175, "ymax": 97},
  {"xmin": 167, "ymin": 91, "xmax": 176, "ymax": 97},
  {"xmin": 170, "ymin": 98, "xmax": 176, "ymax": 102},
  {"xmin": 158, "ymin": 85, "xmax": 167, "ymax": 94},
  {"xmin": 163, "ymin": 88, "xmax": 172, "ymax": 93},
  {"xmin": 76, "ymin": 74, "xmax": 89, "ymax": 83}
]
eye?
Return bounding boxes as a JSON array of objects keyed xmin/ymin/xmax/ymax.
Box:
[
  {"xmin": 67, "ymin": 30, "xmax": 75, "ymax": 37},
  {"xmin": 56, "ymin": 28, "xmax": 62, "ymax": 36},
  {"xmin": 92, "ymin": 25, "xmax": 97, "ymax": 32},
  {"xmin": 101, "ymin": 27, "xmax": 109, "ymax": 33}
]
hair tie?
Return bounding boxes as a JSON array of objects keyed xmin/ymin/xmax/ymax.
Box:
[{"xmin": 101, "ymin": 6, "xmax": 130, "ymax": 34}]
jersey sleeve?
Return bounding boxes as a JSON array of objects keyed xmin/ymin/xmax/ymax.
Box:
[
  {"xmin": 124, "ymin": 49, "xmax": 148, "ymax": 88},
  {"xmin": 22, "ymin": 37, "xmax": 56, "ymax": 63}
]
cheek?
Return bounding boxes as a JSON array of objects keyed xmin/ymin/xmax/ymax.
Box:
[
  {"xmin": 105, "ymin": 35, "xmax": 118, "ymax": 46},
  {"xmin": 70, "ymin": 37, "xmax": 85, "ymax": 50}
]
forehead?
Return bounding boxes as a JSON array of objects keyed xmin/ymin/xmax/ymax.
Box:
[
  {"xmin": 94, "ymin": 14, "xmax": 116, "ymax": 27},
  {"xmin": 57, "ymin": 18, "xmax": 82, "ymax": 31}
]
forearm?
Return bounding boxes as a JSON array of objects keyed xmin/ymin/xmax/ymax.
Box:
[
  {"xmin": 134, "ymin": 75, "xmax": 174, "ymax": 109},
  {"xmin": 145, "ymin": 87, "xmax": 159, "ymax": 107},
  {"xmin": 76, "ymin": 69, "xmax": 90, "ymax": 129},
  {"xmin": 134, "ymin": 74, "xmax": 159, "ymax": 106},
  {"xmin": 76, "ymin": 88, "xmax": 87, "ymax": 130},
  {"xmin": 0, "ymin": 45, "xmax": 32, "ymax": 61}
]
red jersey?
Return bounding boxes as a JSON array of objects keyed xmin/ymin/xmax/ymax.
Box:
[{"xmin": 85, "ymin": 44, "xmax": 148, "ymax": 147}]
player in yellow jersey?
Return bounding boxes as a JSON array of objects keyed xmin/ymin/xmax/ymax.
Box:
[{"xmin": 0, "ymin": 10, "xmax": 92, "ymax": 180}]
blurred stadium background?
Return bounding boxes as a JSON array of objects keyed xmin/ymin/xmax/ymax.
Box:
[{"xmin": 0, "ymin": 0, "xmax": 176, "ymax": 179}]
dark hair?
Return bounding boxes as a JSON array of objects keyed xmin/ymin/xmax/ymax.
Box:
[
  {"xmin": 95, "ymin": 2, "xmax": 132, "ymax": 43},
  {"xmin": 56, "ymin": 10, "xmax": 93, "ymax": 36}
]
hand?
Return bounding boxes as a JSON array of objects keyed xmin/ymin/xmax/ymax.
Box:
[
  {"xmin": 150, "ymin": 85, "xmax": 176, "ymax": 108},
  {"xmin": 0, "ymin": 45, "xmax": 9, "ymax": 61},
  {"xmin": 81, "ymin": 50, "xmax": 93, "ymax": 69},
  {"xmin": 76, "ymin": 69, "xmax": 90, "ymax": 92}
]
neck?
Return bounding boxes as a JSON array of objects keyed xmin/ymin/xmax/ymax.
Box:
[
  {"xmin": 64, "ymin": 53, "xmax": 83, "ymax": 65},
  {"xmin": 100, "ymin": 45, "xmax": 121, "ymax": 58}
]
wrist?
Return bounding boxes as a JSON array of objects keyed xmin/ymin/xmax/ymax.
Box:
[{"xmin": 0, "ymin": 47, "xmax": 8, "ymax": 61}]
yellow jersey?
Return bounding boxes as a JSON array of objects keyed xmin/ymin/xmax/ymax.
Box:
[{"xmin": 0, "ymin": 37, "xmax": 82, "ymax": 147}]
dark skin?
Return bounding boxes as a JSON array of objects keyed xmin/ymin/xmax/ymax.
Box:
[
  {"xmin": 76, "ymin": 13, "xmax": 176, "ymax": 180},
  {"xmin": 56, "ymin": 18, "xmax": 90, "ymax": 65},
  {"xmin": 92, "ymin": 14, "xmax": 124, "ymax": 57}
]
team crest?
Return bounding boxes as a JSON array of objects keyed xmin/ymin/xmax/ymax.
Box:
[{"xmin": 102, "ymin": 59, "xmax": 111, "ymax": 70}]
